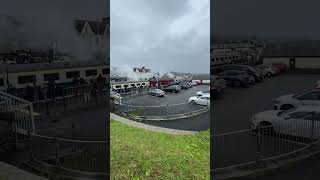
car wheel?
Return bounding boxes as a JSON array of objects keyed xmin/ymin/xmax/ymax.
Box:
[
  {"xmin": 266, "ymin": 72, "xmax": 272, "ymax": 77},
  {"xmin": 280, "ymin": 104, "xmax": 294, "ymax": 110},
  {"xmin": 233, "ymin": 81, "xmax": 241, "ymax": 87},
  {"xmin": 258, "ymin": 122, "xmax": 275, "ymax": 136}
]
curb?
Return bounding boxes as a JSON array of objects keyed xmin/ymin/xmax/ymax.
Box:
[
  {"xmin": 110, "ymin": 113, "xmax": 198, "ymax": 135},
  {"xmin": 212, "ymin": 143, "xmax": 320, "ymax": 180}
]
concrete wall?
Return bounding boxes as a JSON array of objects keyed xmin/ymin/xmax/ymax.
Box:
[
  {"xmin": 263, "ymin": 57, "xmax": 290, "ymax": 66},
  {"xmin": 295, "ymin": 57, "xmax": 320, "ymax": 69}
]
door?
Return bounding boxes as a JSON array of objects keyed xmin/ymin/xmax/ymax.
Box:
[{"xmin": 290, "ymin": 58, "xmax": 296, "ymax": 69}]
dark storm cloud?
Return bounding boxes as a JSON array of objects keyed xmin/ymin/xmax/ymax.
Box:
[
  {"xmin": 212, "ymin": 0, "xmax": 320, "ymax": 39},
  {"xmin": 0, "ymin": 0, "xmax": 108, "ymax": 59},
  {"xmin": 111, "ymin": 0, "xmax": 210, "ymax": 74}
]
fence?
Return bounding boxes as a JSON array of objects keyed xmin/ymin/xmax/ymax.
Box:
[
  {"xmin": 0, "ymin": 91, "xmax": 35, "ymax": 138},
  {"xmin": 113, "ymin": 101, "xmax": 209, "ymax": 121},
  {"xmin": 29, "ymin": 133, "xmax": 108, "ymax": 174},
  {"xmin": 32, "ymin": 85, "xmax": 108, "ymax": 119},
  {"xmin": 212, "ymin": 121, "xmax": 320, "ymax": 171}
]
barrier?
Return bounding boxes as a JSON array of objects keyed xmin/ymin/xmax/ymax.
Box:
[{"xmin": 212, "ymin": 121, "xmax": 320, "ymax": 171}]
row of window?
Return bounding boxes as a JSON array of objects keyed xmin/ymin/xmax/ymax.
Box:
[
  {"xmin": 212, "ymin": 56, "xmax": 240, "ymax": 62},
  {"xmin": 0, "ymin": 68, "xmax": 109, "ymax": 86},
  {"xmin": 114, "ymin": 83, "xmax": 147, "ymax": 89}
]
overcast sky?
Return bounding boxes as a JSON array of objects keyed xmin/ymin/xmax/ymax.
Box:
[
  {"xmin": 111, "ymin": 0, "xmax": 210, "ymax": 74},
  {"xmin": 212, "ymin": 0, "xmax": 320, "ymax": 40}
]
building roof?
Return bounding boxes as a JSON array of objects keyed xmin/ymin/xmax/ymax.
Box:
[
  {"xmin": 191, "ymin": 74, "xmax": 210, "ymax": 80},
  {"xmin": 0, "ymin": 60, "xmax": 108, "ymax": 74},
  {"xmin": 74, "ymin": 17, "xmax": 109, "ymax": 36},
  {"xmin": 262, "ymin": 41, "xmax": 320, "ymax": 57}
]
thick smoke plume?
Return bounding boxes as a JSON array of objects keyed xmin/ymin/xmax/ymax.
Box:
[{"xmin": 0, "ymin": 0, "xmax": 108, "ymax": 61}]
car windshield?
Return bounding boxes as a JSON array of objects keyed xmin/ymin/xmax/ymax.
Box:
[
  {"xmin": 287, "ymin": 111, "xmax": 314, "ymax": 119},
  {"xmin": 278, "ymin": 107, "xmax": 298, "ymax": 116}
]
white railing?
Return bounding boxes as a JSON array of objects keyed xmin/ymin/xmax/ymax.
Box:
[{"xmin": 0, "ymin": 91, "xmax": 35, "ymax": 135}]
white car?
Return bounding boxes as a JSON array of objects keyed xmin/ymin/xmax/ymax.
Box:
[
  {"xmin": 314, "ymin": 80, "xmax": 320, "ymax": 89},
  {"xmin": 256, "ymin": 65, "xmax": 277, "ymax": 77},
  {"xmin": 273, "ymin": 90, "xmax": 320, "ymax": 110},
  {"xmin": 189, "ymin": 95, "xmax": 210, "ymax": 106},
  {"xmin": 196, "ymin": 90, "xmax": 210, "ymax": 96},
  {"xmin": 251, "ymin": 106, "xmax": 320, "ymax": 138}
]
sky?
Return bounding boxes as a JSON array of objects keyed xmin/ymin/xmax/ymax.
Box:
[
  {"xmin": 212, "ymin": 0, "xmax": 320, "ymax": 40},
  {"xmin": 111, "ymin": 0, "xmax": 210, "ymax": 74},
  {"xmin": 0, "ymin": 0, "xmax": 109, "ymax": 59}
]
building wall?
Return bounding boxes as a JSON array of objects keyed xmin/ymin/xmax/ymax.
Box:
[
  {"xmin": 295, "ymin": 57, "xmax": 320, "ymax": 69},
  {"xmin": 263, "ymin": 57, "xmax": 290, "ymax": 66}
]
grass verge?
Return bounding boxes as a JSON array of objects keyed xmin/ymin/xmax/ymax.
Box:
[{"xmin": 110, "ymin": 120, "xmax": 210, "ymax": 180}]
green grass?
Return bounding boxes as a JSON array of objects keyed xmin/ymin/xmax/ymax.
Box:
[{"xmin": 110, "ymin": 120, "xmax": 210, "ymax": 180}]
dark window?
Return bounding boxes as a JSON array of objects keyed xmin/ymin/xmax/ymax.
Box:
[
  {"xmin": 66, "ymin": 71, "xmax": 80, "ymax": 79},
  {"xmin": 44, "ymin": 73, "xmax": 59, "ymax": 81},
  {"xmin": 0, "ymin": 78, "xmax": 4, "ymax": 86},
  {"xmin": 18, "ymin": 75, "xmax": 36, "ymax": 84},
  {"xmin": 137, "ymin": 84, "xmax": 140, "ymax": 86},
  {"xmin": 86, "ymin": 70, "xmax": 98, "ymax": 77},
  {"xmin": 142, "ymin": 83, "xmax": 145, "ymax": 85},
  {"xmin": 102, "ymin": 68, "xmax": 109, "ymax": 74},
  {"xmin": 131, "ymin": 84, "xmax": 135, "ymax": 87},
  {"xmin": 288, "ymin": 111, "xmax": 314, "ymax": 119},
  {"xmin": 115, "ymin": 85, "xmax": 121, "ymax": 88},
  {"xmin": 124, "ymin": 85, "xmax": 128, "ymax": 87},
  {"xmin": 298, "ymin": 92, "xmax": 320, "ymax": 100}
]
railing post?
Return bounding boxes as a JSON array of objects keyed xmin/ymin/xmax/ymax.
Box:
[
  {"xmin": 46, "ymin": 99, "xmax": 50, "ymax": 117},
  {"xmin": 311, "ymin": 117, "xmax": 315, "ymax": 144},
  {"xmin": 166, "ymin": 104, "xmax": 169, "ymax": 119},
  {"xmin": 54, "ymin": 137, "xmax": 60, "ymax": 167},
  {"xmin": 28, "ymin": 131, "xmax": 34, "ymax": 160},
  {"xmin": 256, "ymin": 126, "xmax": 262, "ymax": 167},
  {"xmin": 63, "ymin": 93, "xmax": 66, "ymax": 112}
]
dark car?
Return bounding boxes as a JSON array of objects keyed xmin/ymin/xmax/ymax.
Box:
[
  {"xmin": 218, "ymin": 70, "xmax": 250, "ymax": 87},
  {"xmin": 218, "ymin": 65, "xmax": 263, "ymax": 82},
  {"xmin": 163, "ymin": 85, "xmax": 181, "ymax": 93},
  {"xmin": 272, "ymin": 63, "xmax": 288, "ymax": 73},
  {"xmin": 149, "ymin": 89, "xmax": 165, "ymax": 97},
  {"xmin": 180, "ymin": 83, "xmax": 190, "ymax": 89},
  {"xmin": 211, "ymin": 75, "xmax": 227, "ymax": 95}
]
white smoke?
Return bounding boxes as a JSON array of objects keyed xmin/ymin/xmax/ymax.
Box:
[{"xmin": 111, "ymin": 65, "xmax": 155, "ymax": 81}]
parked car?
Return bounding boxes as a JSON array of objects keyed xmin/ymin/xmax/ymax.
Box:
[
  {"xmin": 273, "ymin": 90, "xmax": 320, "ymax": 110},
  {"xmin": 180, "ymin": 83, "xmax": 190, "ymax": 89},
  {"xmin": 149, "ymin": 89, "xmax": 165, "ymax": 97},
  {"xmin": 272, "ymin": 63, "xmax": 288, "ymax": 73},
  {"xmin": 218, "ymin": 70, "xmax": 250, "ymax": 87},
  {"xmin": 163, "ymin": 85, "xmax": 181, "ymax": 93},
  {"xmin": 251, "ymin": 106, "xmax": 320, "ymax": 138},
  {"xmin": 189, "ymin": 94, "xmax": 210, "ymax": 106},
  {"xmin": 256, "ymin": 64, "xmax": 278, "ymax": 77},
  {"xmin": 314, "ymin": 80, "xmax": 320, "ymax": 89},
  {"xmin": 196, "ymin": 90, "xmax": 210, "ymax": 96},
  {"xmin": 218, "ymin": 65, "xmax": 263, "ymax": 82},
  {"xmin": 211, "ymin": 75, "xmax": 226, "ymax": 95}
]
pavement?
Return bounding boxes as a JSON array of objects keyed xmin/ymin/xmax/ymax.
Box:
[
  {"xmin": 121, "ymin": 85, "xmax": 210, "ymax": 131},
  {"xmin": 212, "ymin": 73, "xmax": 320, "ymax": 179},
  {"xmin": 0, "ymin": 161, "xmax": 47, "ymax": 180}
]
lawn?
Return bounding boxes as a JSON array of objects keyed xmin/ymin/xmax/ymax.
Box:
[{"xmin": 110, "ymin": 120, "xmax": 210, "ymax": 180}]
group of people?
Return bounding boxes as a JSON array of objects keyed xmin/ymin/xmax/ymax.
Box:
[{"xmin": 6, "ymin": 74, "xmax": 106, "ymax": 102}]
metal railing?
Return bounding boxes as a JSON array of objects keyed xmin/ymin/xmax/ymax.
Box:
[
  {"xmin": 212, "ymin": 121, "xmax": 320, "ymax": 171},
  {"xmin": 113, "ymin": 101, "xmax": 209, "ymax": 121},
  {"xmin": 29, "ymin": 132, "xmax": 108, "ymax": 174},
  {"xmin": 0, "ymin": 91, "xmax": 35, "ymax": 136}
]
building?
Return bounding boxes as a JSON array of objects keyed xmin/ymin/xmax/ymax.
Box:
[
  {"xmin": 74, "ymin": 17, "xmax": 110, "ymax": 60},
  {"xmin": 262, "ymin": 41, "xmax": 320, "ymax": 69},
  {"xmin": 191, "ymin": 74, "xmax": 210, "ymax": 84}
]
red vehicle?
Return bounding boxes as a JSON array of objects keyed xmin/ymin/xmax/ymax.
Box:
[{"xmin": 272, "ymin": 63, "xmax": 288, "ymax": 73}]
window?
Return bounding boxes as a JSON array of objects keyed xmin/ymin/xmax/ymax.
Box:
[
  {"xmin": 142, "ymin": 83, "xmax": 145, "ymax": 85},
  {"xmin": 0, "ymin": 78, "xmax": 4, "ymax": 86},
  {"xmin": 102, "ymin": 68, "xmax": 109, "ymax": 74},
  {"xmin": 44, "ymin": 73, "xmax": 59, "ymax": 81},
  {"xmin": 124, "ymin": 85, "xmax": 128, "ymax": 88},
  {"xmin": 115, "ymin": 85, "xmax": 121, "ymax": 88},
  {"xmin": 297, "ymin": 92, "xmax": 320, "ymax": 100},
  {"xmin": 66, "ymin": 71, "xmax": 80, "ymax": 79},
  {"xmin": 288, "ymin": 111, "xmax": 314, "ymax": 119},
  {"xmin": 131, "ymin": 84, "xmax": 135, "ymax": 87},
  {"xmin": 18, "ymin": 75, "xmax": 36, "ymax": 84},
  {"xmin": 86, "ymin": 70, "xmax": 98, "ymax": 77},
  {"xmin": 137, "ymin": 84, "xmax": 140, "ymax": 86}
]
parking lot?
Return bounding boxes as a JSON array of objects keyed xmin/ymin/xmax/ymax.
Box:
[
  {"xmin": 213, "ymin": 73, "xmax": 320, "ymax": 134},
  {"xmin": 121, "ymin": 85, "xmax": 210, "ymax": 131},
  {"xmin": 212, "ymin": 72, "xmax": 320, "ymax": 169}
]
